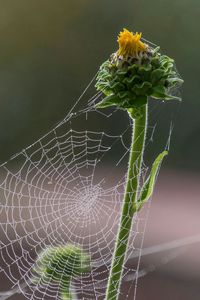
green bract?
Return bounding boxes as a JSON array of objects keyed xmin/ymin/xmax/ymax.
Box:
[{"xmin": 95, "ymin": 47, "xmax": 183, "ymax": 114}]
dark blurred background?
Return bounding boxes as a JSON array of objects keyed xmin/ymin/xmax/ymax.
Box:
[
  {"xmin": 0, "ymin": 0, "xmax": 199, "ymax": 299},
  {"xmin": 0, "ymin": 0, "xmax": 199, "ymax": 171}
]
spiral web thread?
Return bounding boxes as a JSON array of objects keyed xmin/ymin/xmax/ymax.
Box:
[{"xmin": 0, "ymin": 72, "xmax": 160, "ymax": 300}]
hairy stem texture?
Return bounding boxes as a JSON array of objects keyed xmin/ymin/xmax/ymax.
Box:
[{"xmin": 105, "ymin": 104, "xmax": 147, "ymax": 300}]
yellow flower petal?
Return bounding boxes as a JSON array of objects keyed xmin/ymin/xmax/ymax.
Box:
[{"xmin": 117, "ymin": 28, "xmax": 147, "ymax": 58}]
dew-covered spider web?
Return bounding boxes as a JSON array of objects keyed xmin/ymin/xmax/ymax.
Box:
[{"xmin": 0, "ymin": 44, "xmax": 180, "ymax": 300}]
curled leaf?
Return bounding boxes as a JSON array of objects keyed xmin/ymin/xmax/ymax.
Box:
[{"xmin": 133, "ymin": 150, "xmax": 168, "ymax": 212}]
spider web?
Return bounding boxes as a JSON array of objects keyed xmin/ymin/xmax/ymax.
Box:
[{"xmin": 0, "ymin": 69, "xmax": 171, "ymax": 300}]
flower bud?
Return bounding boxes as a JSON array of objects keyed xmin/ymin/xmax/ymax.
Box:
[
  {"xmin": 95, "ymin": 28, "xmax": 183, "ymax": 115},
  {"xmin": 33, "ymin": 244, "xmax": 90, "ymax": 285}
]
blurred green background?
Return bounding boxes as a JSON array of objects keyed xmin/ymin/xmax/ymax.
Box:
[{"xmin": 0, "ymin": 0, "xmax": 199, "ymax": 171}]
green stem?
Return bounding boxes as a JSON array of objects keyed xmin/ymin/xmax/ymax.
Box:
[
  {"xmin": 60, "ymin": 279, "xmax": 72, "ymax": 300},
  {"xmin": 105, "ymin": 104, "xmax": 148, "ymax": 300},
  {"xmin": 60, "ymin": 291, "xmax": 72, "ymax": 300}
]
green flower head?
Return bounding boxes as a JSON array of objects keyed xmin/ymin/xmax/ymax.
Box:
[{"xmin": 95, "ymin": 28, "xmax": 183, "ymax": 113}]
